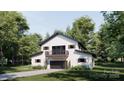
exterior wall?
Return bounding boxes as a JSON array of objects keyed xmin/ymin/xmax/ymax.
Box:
[
  {"xmin": 41, "ymin": 35, "xmax": 80, "ymax": 51},
  {"xmin": 31, "ymin": 53, "xmax": 45, "ymax": 66},
  {"xmin": 67, "ymin": 51, "xmax": 93, "ymax": 68},
  {"xmin": 31, "ymin": 35, "xmax": 94, "ymax": 69}
]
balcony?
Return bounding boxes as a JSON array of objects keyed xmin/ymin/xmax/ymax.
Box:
[{"xmin": 45, "ymin": 51, "xmax": 69, "ymax": 59}]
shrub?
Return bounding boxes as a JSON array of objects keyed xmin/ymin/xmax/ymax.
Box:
[
  {"xmin": 68, "ymin": 65, "xmax": 122, "ymax": 80},
  {"xmin": 0, "ymin": 57, "xmax": 7, "ymax": 66},
  {"xmin": 70, "ymin": 66, "xmax": 81, "ymax": 71},
  {"xmin": 70, "ymin": 65, "xmax": 91, "ymax": 71},
  {"xmin": 86, "ymin": 70, "xmax": 121, "ymax": 81},
  {"xmin": 32, "ymin": 65, "xmax": 46, "ymax": 70},
  {"xmin": 95, "ymin": 62, "xmax": 124, "ymax": 68}
]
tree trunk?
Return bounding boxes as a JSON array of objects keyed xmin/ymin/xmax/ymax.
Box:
[
  {"xmin": 12, "ymin": 55, "xmax": 14, "ymax": 65},
  {"xmin": 0, "ymin": 46, "xmax": 3, "ymax": 59},
  {"xmin": 0, "ymin": 46, "xmax": 4, "ymax": 66},
  {"xmin": 121, "ymin": 57, "xmax": 123, "ymax": 62},
  {"xmin": 122, "ymin": 57, "xmax": 124, "ymax": 63},
  {"xmin": 22, "ymin": 55, "xmax": 23, "ymax": 65}
]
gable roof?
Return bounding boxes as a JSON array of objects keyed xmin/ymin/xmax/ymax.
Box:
[
  {"xmin": 31, "ymin": 51, "xmax": 43, "ymax": 57},
  {"xmin": 39, "ymin": 32, "xmax": 86, "ymax": 50},
  {"xmin": 75, "ymin": 50, "xmax": 96, "ymax": 57}
]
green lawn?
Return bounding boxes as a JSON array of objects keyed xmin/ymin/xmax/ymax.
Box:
[
  {"xmin": 94, "ymin": 66, "xmax": 124, "ymax": 74},
  {"xmin": 11, "ymin": 70, "xmax": 88, "ymax": 81},
  {"xmin": 0, "ymin": 65, "xmax": 35, "ymax": 74},
  {"xmin": 10, "ymin": 63, "xmax": 124, "ymax": 81}
]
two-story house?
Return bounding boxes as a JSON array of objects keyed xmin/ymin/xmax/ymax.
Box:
[{"xmin": 31, "ymin": 32, "xmax": 95, "ymax": 69}]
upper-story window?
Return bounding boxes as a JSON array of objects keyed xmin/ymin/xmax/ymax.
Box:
[
  {"xmin": 68, "ymin": 45, "xmax": 75, "ymax": 49},
  {"xmin": 43, "ymin": 46, "xmax": 49, "ymax": 50}
]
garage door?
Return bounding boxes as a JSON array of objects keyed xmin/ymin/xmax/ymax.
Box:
[{"xmin": 50, "ymin": 61, "xmax": 65, "ymax": 69}]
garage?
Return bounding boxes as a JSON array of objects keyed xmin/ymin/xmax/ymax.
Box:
[{"xmin": 50, "ymin": 61, "xmax": 65, "ymax": 69}]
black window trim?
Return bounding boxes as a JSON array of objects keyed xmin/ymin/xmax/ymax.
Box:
[
  {"xmin": 78, "ymin": 58, "xmax": 86, "ymax": 63},
  {"xmin": 43, "ymin": 46, "xmax": 49, "ymax": 50},
  {"xmin": 68, "ymin": 45, "xmax": 75, "ymax": 49}
]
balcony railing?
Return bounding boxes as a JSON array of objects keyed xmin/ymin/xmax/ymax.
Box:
[{"xmin": 45, "ymin": 51, "xmax": 69, "ymax": 58}]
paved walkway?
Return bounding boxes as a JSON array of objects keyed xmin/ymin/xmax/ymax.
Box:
[{"xmin": 0, "ymin": 69, "xmax": 63, "ymax": 80}]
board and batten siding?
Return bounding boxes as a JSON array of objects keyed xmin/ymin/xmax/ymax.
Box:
[
  {"xmin": 67, "ymin": 51, "xmax": 94, "ymax": 68},
  {"xmin": 31, "ymin": 34, "xmax": 94, "ymax": 69},
  {"xmin": 41, "ymin": 35, "xmax": 80, "ymax": 51},
  {"xmin": 31, "ymin": 53, "xmax": 45, "ymax": 66}
]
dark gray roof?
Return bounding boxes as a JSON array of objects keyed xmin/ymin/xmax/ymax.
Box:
[
  {"xmin": 75, "ymin": 50, "xmax": 96, "ymax": 57},
  {"xmin": 39, "ymin": 32, "xmax": 86, "ymax": 50}
]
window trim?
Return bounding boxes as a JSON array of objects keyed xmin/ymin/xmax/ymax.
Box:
[
  {"xmin": 78, "ymin": 58, "xmax": 86, "ymax": 63},
  {"xmin": 68, "ymin": 45, "xmax": 75, "ymax": 49},
  {"xmin": 43, "ymin": 46, "xmax": 49, "ymax": 50},
  {"xmin": 35, "ymin": 59, "xmax": 41, "ymax": 63}
]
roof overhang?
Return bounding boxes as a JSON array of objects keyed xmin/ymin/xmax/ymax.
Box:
[
  {"xmin": 39, "ymin": 32, "xmax": 86, "ymax": 50},
  {"xmin": 75, "ymin": 50, "xmax": 96, "ymax": 58}
]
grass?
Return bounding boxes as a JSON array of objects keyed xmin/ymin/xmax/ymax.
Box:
[
  {"xmin": 95, "ymin": 62, "xmax": 124, "ymax": 68},
  {"xmin": 10, "ymin": 63, "xmax": 124, "ymax": 81},
  {"xmin": 11, "ymin": 70, "xmax": 88, "ymax": 81},
  {"xmin": 2, "ymin": 62, "xmax": 124, "ymax": 81},
  {"xmin": 0, "ymin": 65, "xmax": 39, "ymax": 74},
  {"xmin": 94, "ymin": 66, "xmax": 124, "ymax": 73}
]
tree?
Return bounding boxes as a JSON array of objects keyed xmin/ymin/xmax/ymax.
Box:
[
  {"xmin": 66, "ymin": 16, "xmax": 95, "ymax": 48},
  {"xmin": 18, "ymin": 33, "xmax": 42, "ymax": 64},
  {"xmin": 54, "ymin": 30, "xmax": 64, "ymax": 34},
  {"xmin": 100, "ymin": 11, "xmax": 124, "ymax": 62},
  {"xmin": 45, "ymin": 32, "xmax": 50, "ymax": 39},
  {"xmin": 87, "ymin": 32, "xmax": 99, "ymax": 52},
  {"xmin": 95, "ymin": 25, "xmax": 109, "ymax": 62},
  {"xmin": 0, "ymin": 11, "xmax": 29, "ymax": 65},
  {"xmin": 0, "ymin": 11, "xmax": 44, "ymax": 65}
]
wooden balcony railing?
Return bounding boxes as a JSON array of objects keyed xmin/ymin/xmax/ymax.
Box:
[{"xmin": 45, "ymin": 51, "xmax": 69, "ymax": 58}]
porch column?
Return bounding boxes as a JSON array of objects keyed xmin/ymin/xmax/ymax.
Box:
[{"xmin": 47, "ymin": 59, "xmax": 50, "ymax": 69}]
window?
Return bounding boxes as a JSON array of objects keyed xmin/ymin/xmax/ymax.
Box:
[
  {"xmin": 43, "ymin": 46, "xmax": 49, "ymax": 50},
  {"xmin": 68, "ymin": 45, "xmax": 75, "ymax": 49},
  {"xmin": 52, "ymin": 46, "xmax": 65, "ymax": 54},
  {"xmin": 78, "ymin": 58, "xmax": 86, "ymax": 63},
  {"xmin": 35, "ymin": 59, "xmax": 41, "ymax": 63}
]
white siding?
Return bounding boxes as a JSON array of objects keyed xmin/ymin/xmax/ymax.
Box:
[
  {"xmin": 41, "ymin": 35, "xmax": 80, "ymax": 51},
  {"xmin": 31, "ymin": 53, "xmax": 45, "ymax": 66},
  {"xmin": 67, "ymin": 51, "xmax": 93, "ymax": 67},
  {"xmin": 31, "ymin": 34, "xmax": 94, "ymax": 69}
]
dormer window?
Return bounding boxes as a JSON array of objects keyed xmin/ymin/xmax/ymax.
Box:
[
  {"xmin": 68, "ymin": 45, "xmax": 75, "ymax": 49},
  {"xmin": 43, "ymin": 46, "xmax": 49, "ymax": 50}
]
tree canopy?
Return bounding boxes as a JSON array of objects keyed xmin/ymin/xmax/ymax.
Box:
[
  {"xmin": 1, "ymin": 11, "xmax": 124, "ymax": 66},
  {"xmin": 0, "ymin": 11, "xmax": 42, "ymax": 65},
  {"xmin": 66, "ymin": 12, "xmax": 124, "ymax": 62},
  {"xmin": 66, "ymin": 16, "xmax": 95, "ymax": 48},
  {"xmin": 99, "ymin": 11, "xmax": 124, "ymax": 62}
]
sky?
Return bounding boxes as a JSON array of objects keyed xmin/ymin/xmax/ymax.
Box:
[{"xmin": 22, "ymin": 11, "xmax": 104, "ymax": 37}]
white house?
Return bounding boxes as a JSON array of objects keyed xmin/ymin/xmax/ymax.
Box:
[{"xmin": 31, "ymin": 32, "xmax": 95, "ymax": 69}]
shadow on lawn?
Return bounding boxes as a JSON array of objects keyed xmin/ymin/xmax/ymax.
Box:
[
  {"xmin": 0, "ymin": 66, "xmax": 17, "ymax": 74},
  {"xmin": 8, "ymin": 70, "xmax": 124, "ymax": 81},
  {"xmin": 47, "ymin": 70, "xmax": 88, "ymax": 81},
  {"xmin": 96, "ymin": 62, "xmax": 124, "ymax": 68},
  {"xmin": 47, "ymin": 70, "xmax": 124, "ymax": 81}
]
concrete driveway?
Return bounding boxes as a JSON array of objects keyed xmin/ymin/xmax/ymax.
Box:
[{"xmin": 0, "ymin": 69, "xmax": 63, "ymax": 80}]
